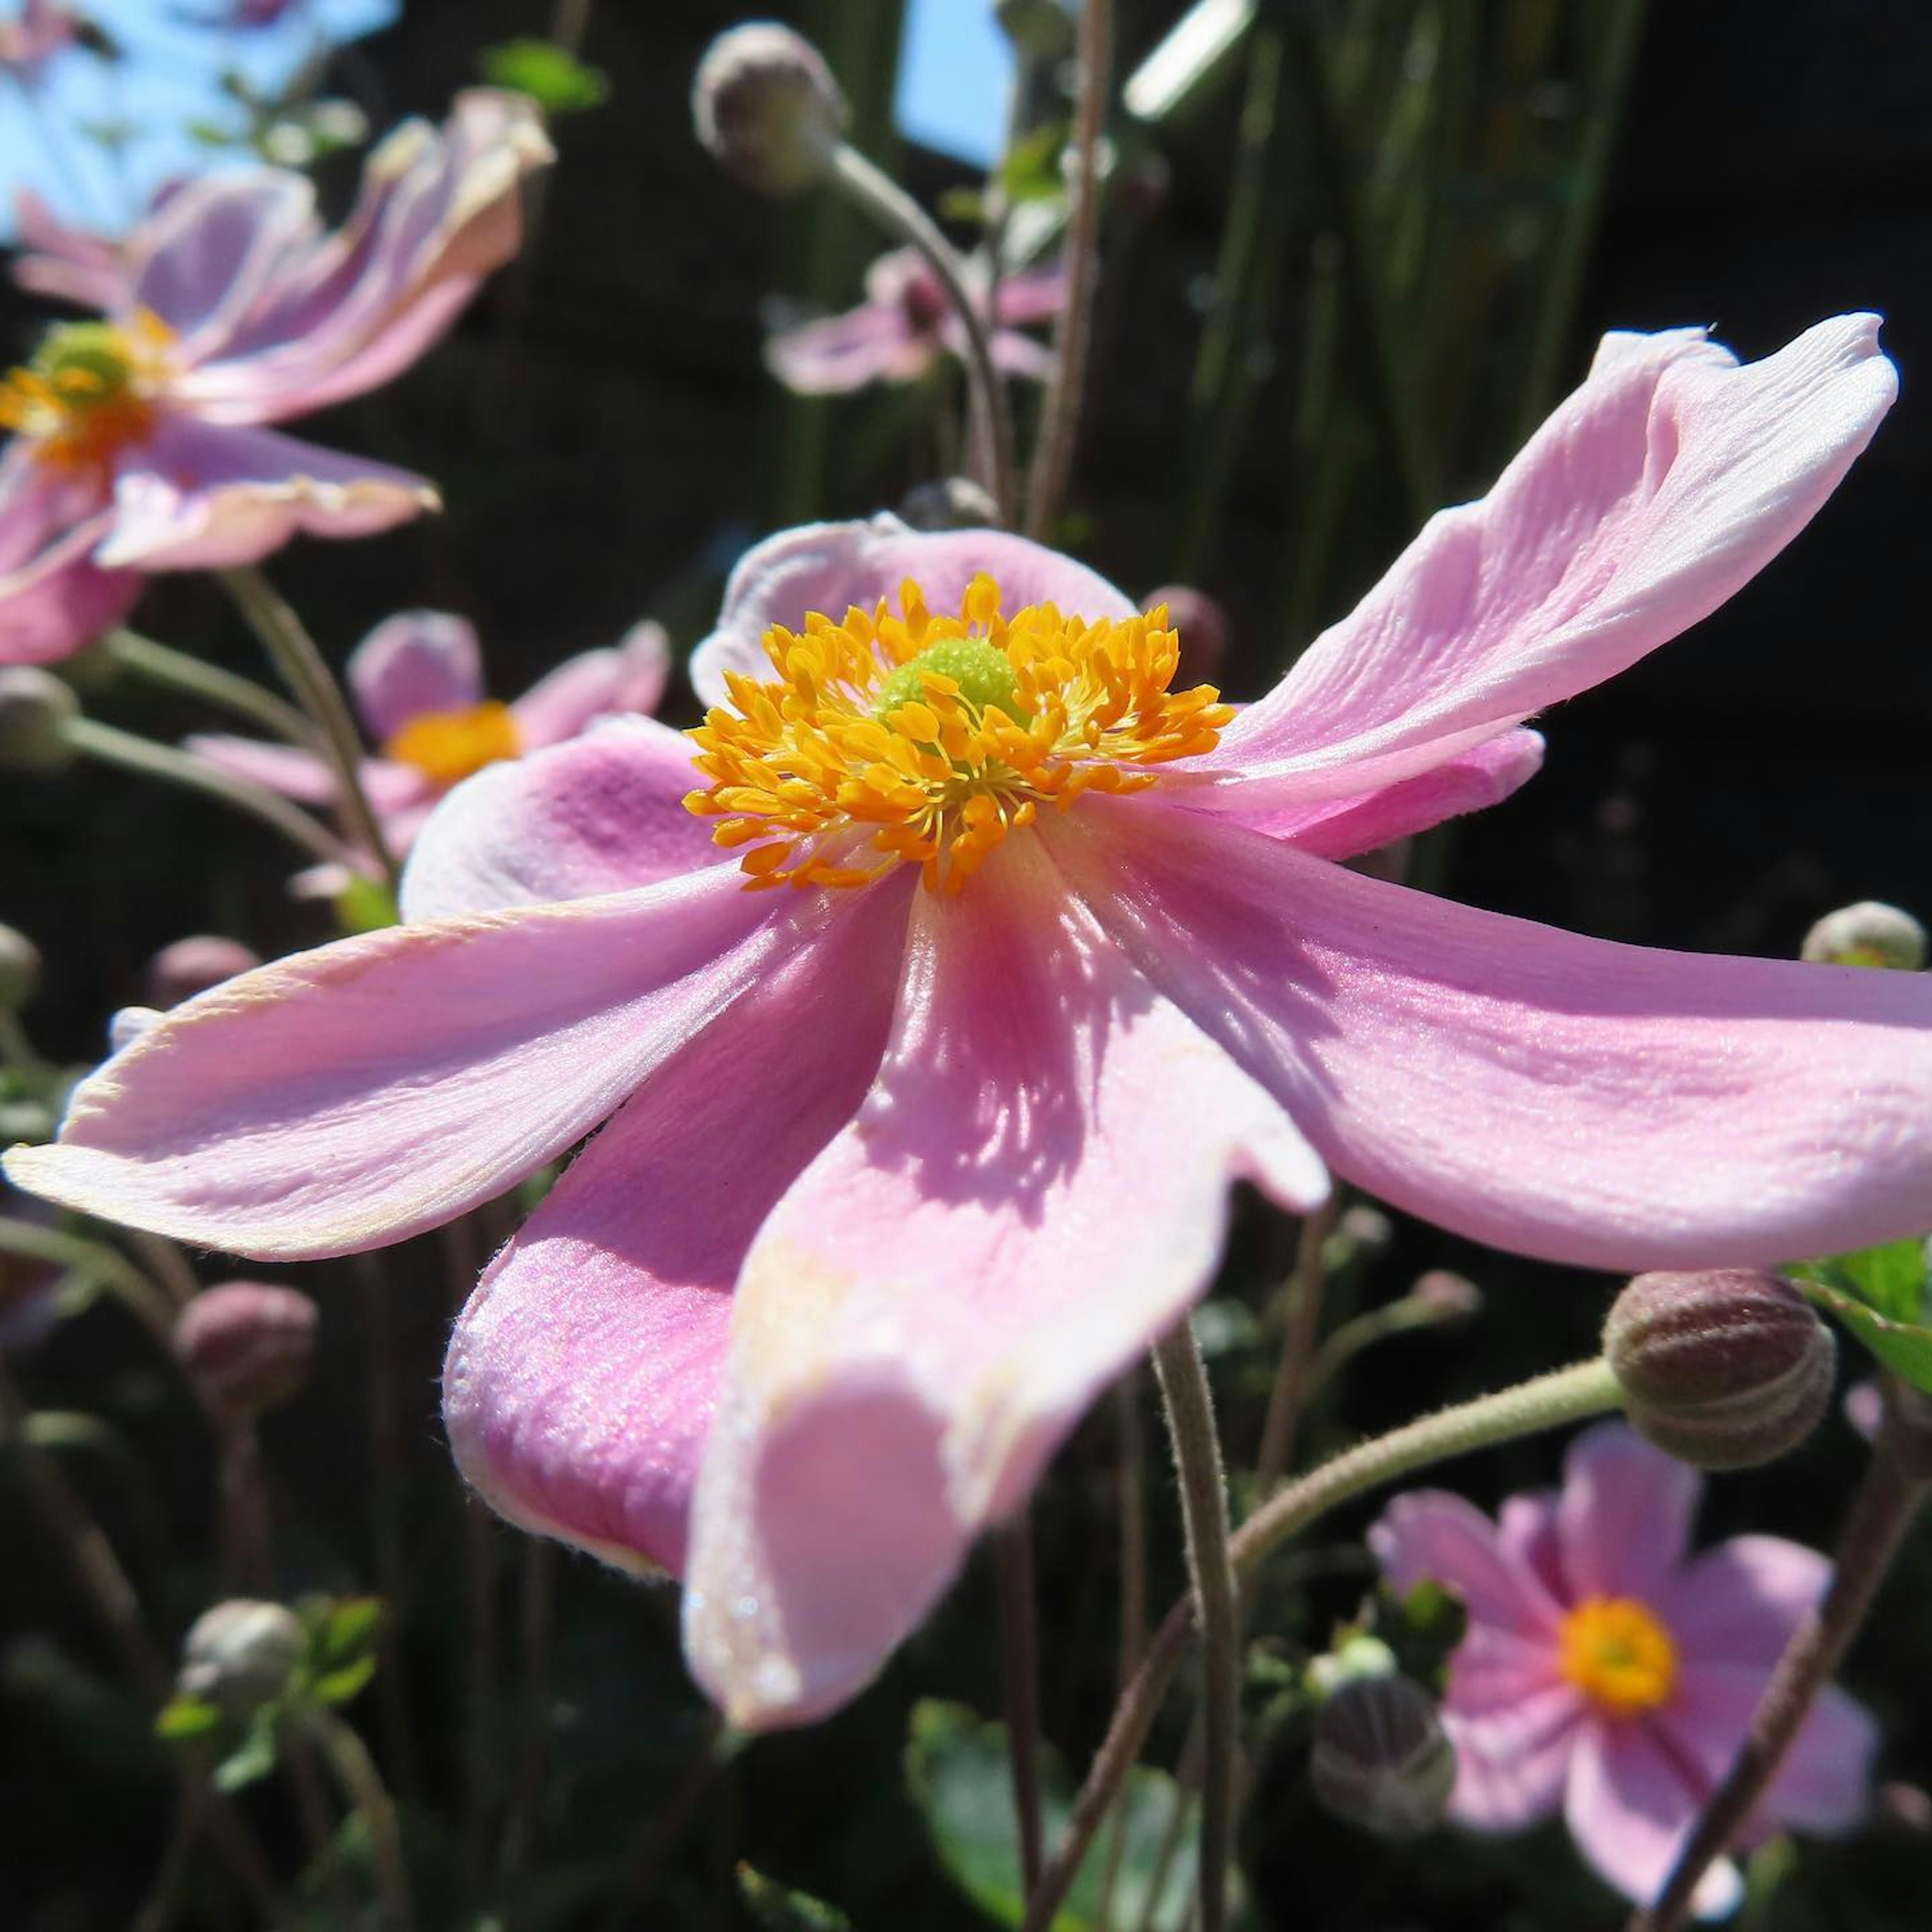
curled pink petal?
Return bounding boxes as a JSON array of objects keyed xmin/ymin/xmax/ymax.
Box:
[
  {"xmin": 683, "ymin": 846, "xmax": 1324, "ymax": 1727},
  {"xmin": 1557, "ymin": 1421, "xmax": 1702, "ymax": 1604},
  {"xmin": 444, "ymin": 870, "xmax": 911, "ymax": 1576},
  {"xmin": 348, "ymin": 610, "xmax": 484, "ymax": 741},
  {"xmin": 510, "ymin": 621, "xmax": 672, "ymax": 746}
]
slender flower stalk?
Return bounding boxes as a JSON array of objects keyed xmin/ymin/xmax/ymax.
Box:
[
  {"xmin": 1151, "ymin": 1323, "xmax": 1238, "ymax": 1932},
  {"xmin": 996, "ymin": 1513, "xmax": 1046, "ymax": 1900},
  {"xmin": 220, "ymin": 565, "xmax": 400, "ymax": 887},
  {"xmin": 1019, "ymin": 1358, "xmax": 1625, "ymax": 1932},
  {"xmin": 825, "ymin": 142, "xmax": 1018, "ymax": 523},
  {"xmin": 1023, "ymin": 0, "xmax": 1113, "ymax": 541},
  {"xmin": 101, "ymin": 628, "xmax": 314, "ymax": 744},
  {"xmin": 502, "ymin": 1539, "xmax": 559, "ymax": 1882},
  {"xmin": 302, "ymin": 1706, "xmax": 417, "ymax": 1932},
  {"xmin": 1635, "ymin": 1395, "xmax": 1931, "ymax": 1931},
  {"xmin": 1254, "ymin": 1198, "xmax": 1338, "ymax": 1494}
]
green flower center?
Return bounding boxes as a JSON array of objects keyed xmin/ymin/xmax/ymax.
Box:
[{"xmin": 873, "ymin": 637, "xmax": 1028, "ymax": 726}]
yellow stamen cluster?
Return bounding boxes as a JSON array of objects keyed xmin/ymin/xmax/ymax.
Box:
[
  {"xmin": 684, "ymin": 572, "xmax": 1234, "ymax": 894},
  {"xmin": 1558, "ymin": 1596, "xmax": 1678, "ymax": 1716},
  {"xmin": 383, "ymin": 700, "xmax": 522, "ymax": 787},
  {"xmin": 0, "ymin": 313, "xmax": 175, "ymax": 474}
]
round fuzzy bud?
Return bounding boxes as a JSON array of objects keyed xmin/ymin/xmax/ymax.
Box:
[
  {"xmin": 0, "ymin": 668, "xmax": 78, "ymax": 774},
  {"xmin": 1310, "ymin": 1674, "xmax": 1456, "ymax": 1838},
  {"xmin": 178, "ymin": 1599, "xmax": 304, "ymax": 1715},
  {"xmin": 693, "ymin": 23, "xmax": 848, "ymax": 197},
  {"xmin": 0, "ymin": 923, "xmax": 41, "ymax": 1013},
  {"xmin": 1142, "ymin": 584, "xmax": 1229, "ymax": 688},
  {"xmin": 144, "ymin": 935, "xmax": 261, "ymax": 1010},
  {"xmin": 1605, "ymin": 1270, "xmax": 1835, "ymax": 1470},
  {"xmin": 898, "ymin": 476, "xmax": 1001, "ymax": 531},
  {"xmin": 175, "ymin": 1282, "xmax": 318, "ymax": 1425},
  {"xmin": 1801, "ymin": 901, "xmax": 1926, "ymax": 972}
]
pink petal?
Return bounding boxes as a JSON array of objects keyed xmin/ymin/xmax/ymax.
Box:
[
  {"xmin": 764, "ymin": 301, "xmax": 917, "ymax": 395},
  {"xmin": 1655, "ymin": 1535, "xmax": 1832, "ymax": 1668},
  {"xmin": 97, "ymin": 417, "xmax": 440, "ymax": 571},
  {"xmin": 12, "ymin": 189, "xmax": 126, "ymax": 309},
  {"xmin": 1497, "ymin": 1488, "xmax": 1567, "ymax": 1602},
  {"xmin": 443, "ymin": 870, "xmax": 912, "ymax": 1577},
  {"xmin": 1558, "ymin": 1422, "xmax": 1702, "ymax": 1604},
  {"xmin": 985, "ymin": 328, "xmax": 1056, "ymax": 382},
  {"xmin": 1057, "ymin": 798, "xmax": 1932, "ymax": 1270},
  {"xmin": 691, "ymin": 517, "xmax": 1137, "ymax": 706},
  {"xmin": 1565, "ymin": 1720, "xmax": 1742, "ymax": 1915},
  {"xmin": 399, "ymin": 717, "xmax": 723, "ymax": 921},
  {"xmin": 1444, "ymin": 1680, "xmax": 1584, "ymax": 1832},
  {"xmin": 1370, "ymin": 1491, "xmax": 1565, "ymax": 1637},
  {"xmin": 1660, "ymin": 1663, "xmax": 1877, "ymax": 1839},
  {"xmin": 0, "ymin": 449, "xmax": 137, "ymax": 666},
  {"xmin": 682, "ymin": 846, "xmax": 1325, "ymax": 1727},
  {"xmin": 1239, "ymin": 730, "xmax": 1545, "ymax": 861},
  {"xmin": 184, "ymin": 736, "xmax": 428, "ymax": 815},
  {"xmin": 4, "ymin": 868, "xmax": 798, "ymax": 1259},
  {"xmin": 1199, "ymin": 317, "xmax": 1896, "ymax": 813},
  {"xmin": 510, "ymin": 621, "xmax": 672, "ymax": 747},
  {"xmin": 348, "ymin": 610, "xmax": 484, "ymax": 741},
  {"xmin": 990, "ymin": 258, "xmax": 1069, "ymax": 328}
]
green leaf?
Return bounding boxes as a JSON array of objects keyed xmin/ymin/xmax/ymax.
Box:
[
  {"xmin": 155, "ymin": 1694, "xmax": 220, "ymax": 1740},
  {"xmin": 213, "ymin": 1708, "xmax": 280, "ymax": 1792},
  {"xmin": 309, "ymin": 1656, "xmax": 378, "ymax": 1707},
  {"xmin": 480, "ymin": 39, "xmax": 610, "ymax": 116},
  {"xmin": 905, "ymin": 1701, "xmax": 1203, "ymax": 1931},
  {"xmin": 1831, "ymin": 1238, "xmax": 1927, "ymax": 1323},
  {"xmin": 999, "ymin": 123, "xmax": 1070, "ymax": 205},
  {"xmin": 737, "ymin": 1865, "xmax": 856, "ymax": 1931},
  {"xmin": 312, "ymin": 1597, "xmax": 382, "ymax": 1669},
  {"xmin": 1795, "ymin": 1278, "xmax": 1932, "ymax": 1395}
]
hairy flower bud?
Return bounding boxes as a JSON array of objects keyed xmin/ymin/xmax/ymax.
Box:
[
  {"xmin": 178, "ymin": 1599, "xmax": 303, "ymax": 1715},
  {"xmin": 1141, "ymin": 583, "xmax": 1229, "ymax": 688},
  {"xmin": 693, "ymin": 23, "xmax": 848, "ymax": 196},
  {"xmin": 899, "ymin": 476, "xmax": 1001, "ymax": 531},
  {"xmin": 1605, "ymin": 1270, "xmax": 1835, "ymax": 1469},
  {"xmin": 175, "ymin": 1282, "xmax": 318, "ymax": 1425},
  {"xmin": 0, "ymin": 923, "xmax": 41, "ymax": 1013},
  {"xmin": 1310, "ymin": 1673, "xmax": 1456, "ymax": 1838},
  {"xmin": 1801, "ymin": 900, "xmax": 1926, "ymax": 972},
  {"xmin": 145, "ymin": 935, "xmax": 262, "ymax": 1010},
  {"xmin": 0, "ymin": 668, "xmax": 78, "ymax": 774}
]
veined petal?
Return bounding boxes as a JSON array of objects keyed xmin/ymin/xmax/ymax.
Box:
[
  {"xmin": 691, "ymin": 516, "xmax": 1136, "ymax": 706},
  {"xmin": 1370, "ymin": 1490, "xmax": 1565, "ymax": 1637},
  {"xmin": 1558, "ymin": 1422, "xmax": 1701, "ymax": 1604},
  {"xmin": 1197, "ymin": 317, "xmax": 1895, "ymax": 812},
  {"xmin": 4, "ymin": 867, "xmax": 797, "ymax": 1259},
  {"xmin": 443, "ymin": 870, "xmax": 912, "ymax": 1576},
  {"xmin": 1444, "ymin": 1680, "xmax": 1583, "ymax": 1832},
  {"xmin": 400, "ymin": 717, "xmax": 724, "ymax": 921},
  {"xmin": 683, "ymin": 844, "xmax": 1325, "ymax": 1728},
  {"xmin": 348, "ymin": 610, "xmax": 484, "ymax": 741},
  {"xmin": 1654, "ymin": 1536, "xmax": 1831, "ymax": 1668},
  {"xmin": 1060, "ymin": 799, "xmax": 1932, "ymax": 1271},
  {"xmin": 510, "ymin": 621, "xmax": 672, "ymax": 747}
]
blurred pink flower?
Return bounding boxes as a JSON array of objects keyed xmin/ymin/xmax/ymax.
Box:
[
  {"xmin": 765, "ymin": 248, "xmax": 1065, "ymax": 395},
  {"xmin": 1373, "ymin": 1422, "xmax": 1876, "ymax": 1913},
  {"xmin": 0, "ymin": 1, "xmax": 79, "ymax": 83},
  {"xmin": 12, "ymin": 317, "xmax": 1932, "ymax": 1733},
  {"xmin": 189, "ymin": 609, "xmax": 671, "ymax": 869},
  {"xmin": 0, "ymin": 91, "xmax": 552, "ymax": 666},
  {"xmin": 174, "ymin": 0, "xmax": 305, "ymax": 26}
]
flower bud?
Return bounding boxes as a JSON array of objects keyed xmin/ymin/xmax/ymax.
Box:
[
  {"xmin": 0, "ymin": 923, "xmax": 41, "ymax": 1013},
  {"xmin": 1411, "ymin": 1269, "xmax": 1482, "ymax": 1322},
  {"xmin": 1310, "ymin": 1673, "xmax": 1456, "ymax": 1838},
  {"xmin": 0, "ymin": 668, "xmax": 78, "ymax": 775},
  {"xmin": 177, "ymin": 1599, "xmax": 303, "ymax": 1715},
  {"xmin": 144, "ymin": 935, "xmax": 261, "ymax": 1010},
  {"xmin": 1604, "ymin": 1270, "xmax": 1835, "ymax": 1470},
  {"xmin": 1801, "ymin": 901, "xmax": 1926, "ymax": 972},
  {"xmin": 175, "ymin": 1282, "xmax": 318, "ymax": 1426},
  {"xmin": 898, "ymin": 476, "xmax": 1000, "ymax": 531},
  {"xmin": 1142, "ymin": 584, "xmax": 1228, "ymax": 688},
  {"xmin": 693, "ymin": 23, "xmax": 848, "ymax": 197}
]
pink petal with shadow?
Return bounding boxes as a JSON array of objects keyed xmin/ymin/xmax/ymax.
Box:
[
  {"xmin": 1497, "ymin": 1487, "xmax": 1567, "ymax": 1603},
  {"xmin": 185, "ymin": 735, "xmax": 429, "ymax": 816},
  {"xmin": 1444, "ymin": 1679, "xmax": 1585, "ymax": 1832},
  {"xmin": 0, "ymin": 449, "xmax": 136, "ymax": 665},
  {"xmin": 683, "ymin": 843, "xmax": 1326, "ymax": 1727},
  {"xmin": 510, "ymin": 621, "xmax": 672, "ymax": 747},
  {"xmin": 1558, "ymin": 1421, "xmax": 1702, "ymax": 1603},
  {"xmin": 4, "ymin": 866, "xmax": 798, "ymax": 1259},
  {"xmin": 1370, "ymin": 1489, "xmax": 1565, "ymax": 1636},
  {"xmin": 443, "ymin": 868, "xmax": 913, "ymax": 1578},
  {"xmin": 348, "ymin": 610, "xmax": 484, "ymax": 740},
  {"xmin": 1056, "ymin": 797, "xmax": 1932, "ymax": 1271},
  {"xmin": 1193, "ymin": 316, "xmax": 1895, "ymax": 814},
  {"xmin": 1655, "ymin": 1535, "xmax": 1831, "ymax": 1668}
]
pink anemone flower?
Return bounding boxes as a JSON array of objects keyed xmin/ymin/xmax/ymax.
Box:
[
  {"xmin": 0, "ymin": 91, "xmax": 552, "ymax": 667},
  {"xmin": 765, "ymin": 247, "xmax": 1065, "ymax": 396},
  {"xmin": 187, "ymin": 609, "xmax": 672, "ymax": 869},
  {"xmin": 11, "ymin": 316, "xmax": 1932, "ymax": 1732},
  {"xmin": 1373, "ymin": 1422, "xmax": 1877, "ymax": 1914}
]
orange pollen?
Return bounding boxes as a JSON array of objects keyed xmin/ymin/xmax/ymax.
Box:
[
  {"xmin": 0, "ymin": 312, "xmax": 175, "ymax": 475},
  {"xmin": 681, "ymin": 571, "xmax": 1235, "ymax": 895},
  {"xmin": 383, "ymin": 700, "xmax": 522, "ymax": 787},
  {"xmin": 1558, "ymin": 1596, "xmax": 1677, "ymax": 1716}
]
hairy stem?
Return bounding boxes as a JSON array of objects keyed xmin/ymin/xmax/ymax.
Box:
[
  {"xmin": 305, "ymin": 1707, "xmax": 417, "ymax": 1931},
  {"xmin": 1254, "ymin": 1199, "xmax": 1339, "ymax": 1495},
  {"xmin": 101, "ymin": 628, "xmax": 314, "ymax": 744}
]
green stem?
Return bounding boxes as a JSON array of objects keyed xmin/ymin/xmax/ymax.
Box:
[
  {"xmin": 1254, "ymin": 1198, "xmax": 1338, "ymax": 1496},
  {"xmin": 305, "ymin": 1707, "xmax": 417, "ymax": 1931},
  {"xmin": 101, "ymin": 628, "xmax": 315, "ymax": 745},
  {"xmin": 61, "ymin": 715, "xmax": 346, "ymax": 869},
  {"xmin": 0, "ymin": 1216, "xmax": 181, "ymax": 1352},
  {"xmin": 1151, "ymin": 1324, "xmax": 1237, "ymax": 1932},
  {"xmin": 1019, "ymin": 1357, "xmax": 1624, "ymax": 1932},
  {"xmin": 218, "ymin": 565, "xmax": 400, "ymax": 889},
  {"xmin": 826, "ymin": 141, "xmax": 1018, "ymax": 525},
  {"xmin": 1022, "ymin": 0, "xmax": 1114, "ymax": 540}
]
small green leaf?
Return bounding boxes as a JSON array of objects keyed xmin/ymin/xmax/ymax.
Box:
[
  {"xmin": 335, "ymin": 875, "xmax": 397, "ymax": 934},
  {"xmin": 313, "ymin": 1597, "xmax": 382, "ymax": 1668},
  {"xmin": 480, "ymin": 39, "xmax": 610, "ymax": 116},
  {"xmin": 155, "ymin": 1695, "xmax": 220, "ymax": 1740},
  {"xmin": 1832, "ymin": 1238, "xmax": 1927, "ymax": 1323},
  {"xmin": 938, "ymin": 187, "xmax": 988, "ymax": 225},
  {"xmin": 999, "ymin": 123, "xmax": 1069, "ymax": 205},
  {"xmin": 1796, "ymin": 1278, "xmax": 1932, "ymax": 1395},
  {"xmin": 309, "ymin": 1657, "xmax": 378, "ymax": 1707},
  {"xmin": 737, "ymin": 1865, "xmax": 856, "ymax": 1931},
  {"xmin": 213, "ymin": 1708, "xmax": 280, "ymax": 1792}
]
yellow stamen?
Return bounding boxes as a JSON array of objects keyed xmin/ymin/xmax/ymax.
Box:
[
  {"xmin": 1558, "ymin": 1596, "xmax": 1677, "ymax": 1716},
  {"xmin": 383, "ymin": 701, "xmax": 522, "ymax": 787},
  {"xmin": 0, "ymin": 312, "xmax": 175, "ymax": 474},
  {"xmin": 682, "ymin": 572, "xmax": 1234, "ymax": 894}
]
